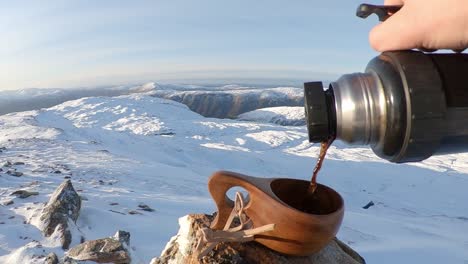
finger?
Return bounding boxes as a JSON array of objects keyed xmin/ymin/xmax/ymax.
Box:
[
  {"xmin": 369, "ymin": 8, "xmax": 423, "ymax": 52},
  {"xmin": 384, "ymin": 0, "xmax": 404, "ymax": 15},
  {"xmin": 384, "ymin": 0, "xmax": 404, "ymax": 5},
  {"xmin": 418, "ymin": 48, "xmax": 437, "ymax": 53},
  {"xmin": 452, "ymin": 48, "xmax": 466, "ymax": 53}
]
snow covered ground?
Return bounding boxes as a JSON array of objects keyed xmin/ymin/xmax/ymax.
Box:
[{"xmin": 0, "ymin": 90, "xmax": 467, "ymax": 263}]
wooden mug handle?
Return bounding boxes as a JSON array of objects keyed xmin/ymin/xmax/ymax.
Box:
[{"xmin": 208, "ymin": 171, "xmax": 261, "ymax": 229}]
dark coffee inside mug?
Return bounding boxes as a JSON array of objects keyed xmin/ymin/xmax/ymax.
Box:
[{"xmin": 271, "ymin": 179, "xmax": 342, "ymax": 215}]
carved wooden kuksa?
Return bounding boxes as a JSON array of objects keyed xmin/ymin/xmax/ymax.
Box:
[{"xmin": 208, "ymin": 171, "xmax": 344, "ymax": 256}]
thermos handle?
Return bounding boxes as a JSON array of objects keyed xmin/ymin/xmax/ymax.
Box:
[{"xmin": 356, "ymin": 3, "xmax": 403, "ymax": 21}]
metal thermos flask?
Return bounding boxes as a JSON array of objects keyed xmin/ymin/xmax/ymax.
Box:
[{"xmin": 304, "ymin": 51, "xmax": 468, "ymax": 163}]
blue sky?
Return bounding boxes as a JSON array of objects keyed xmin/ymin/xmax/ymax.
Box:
[{"xmin": 0, "ymin": 0, "xmax": 381, "ymax": 90}]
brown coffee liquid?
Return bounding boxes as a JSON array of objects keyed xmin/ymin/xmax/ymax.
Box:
[
  {"xmin": 299, "ymin": 137, "xmax": 335, "ymax": 214},
  {"xmin": 308, "ymin": 137, "xmax": 335, "ymax": 194}
]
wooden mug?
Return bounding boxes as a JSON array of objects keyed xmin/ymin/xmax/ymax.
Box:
[{"xmin": 208, "ymin": 171, "xmax": 344, "ymax": 256}]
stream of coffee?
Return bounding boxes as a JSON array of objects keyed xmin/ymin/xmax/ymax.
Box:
[
  {"xmin": 307, "ymin": 137, "xmax": 335, "ymax": 194},
  {"xmin": 297, "ymin": 137, "xmax": 335, "ymax": 214}
]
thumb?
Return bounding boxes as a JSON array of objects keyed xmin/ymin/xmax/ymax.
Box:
[{"xmin": 369, "ymin": 8, "xmax": 422, "ymax": 51}]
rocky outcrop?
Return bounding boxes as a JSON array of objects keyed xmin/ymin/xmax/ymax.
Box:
[
  {"xmin": 65, "ymin": 230, "xmax": 131, "ymax": 264},
  {"xmin": 152, "ymin": 88, "xmax": 304, "ymax": 118},
  {"xmin": 152, "ymin": 214, "xmax": 365, "ymax": 264},
  {"xmin": 45, "ymin": 252, "xmax": 59, "ymax": 264},
  {"xmin": 11, "ymin": 190, "xmax": 39, "ymax": 198},
  {"xmin": 39, "ymin": 180, "xmax": 81, "ymax": 249}
]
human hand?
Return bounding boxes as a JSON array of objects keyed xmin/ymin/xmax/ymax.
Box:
[{"xmin": 369, "ymin": 0, "xmax": 468, "ymax": 52}]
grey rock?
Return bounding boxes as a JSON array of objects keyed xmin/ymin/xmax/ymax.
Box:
[
  {"xmin": 13, "ymin": 161, "xmax": 25, "ymax": 165},
  {"xmin": 40, "ymin": 180, "xmax": 81, "ymax": 249},
  {"xmin": 3, "ymin": 161, "xmax": 12, "ymax": 167},
  {"xmin": 45, "ymin": 252, "xmax": 59, "ymax": 264},
  {"xmin": 11, "ymin": 190, "xmax": 39, "ymax": 199},
  {"xmin": 66, "ymin": 231, "xmax": 131, "ymax": 264},
  {"xmin": 109, "ymin": 209, "xmax": 126, "ymax": 215},
  {"xmin": 114, "ymin": 230, "xmax": 130, "ymax": 246},
  {"xmin": 157, "ymin": 132, "xmax": 175, "ymax": 136},
  {"xmin": 362, "ymin": 201, "xmax": 375, "ymax": 209},
  {"xmin": 2, "ymin": 200, "xmax": 14, "ymax": 206},
  {"xmin": 7, "ymin": 170, "xmax": 23, "ymax": 177},
  {"xmin": 62, "ymin": 256, "xmax": 79, "ymax": 264},
  {"xmin": 154, "ymin": 214, "xmax": 365, "ymax": 264},
  {"xmin": 138, "ymin": 203, "xmax": 155, "ymax": 212}
]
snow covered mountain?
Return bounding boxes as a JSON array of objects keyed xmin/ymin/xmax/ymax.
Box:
[
  {"xmin": 0, "ymin": 83, "xmax": 155, "ymax": 116},
  {"xmin": 237, "ymin": 106, "xmax": 305, "ymax": 126},
  {"xmin": 152, "ymin": 84, "xmax": 303, "ymax": 118},
  {"xmin": 0, "ymin": 90, "xmax": 467, "ymax": 263}
]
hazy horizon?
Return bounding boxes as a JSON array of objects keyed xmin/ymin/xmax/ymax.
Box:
[
  {"xmin": 0, "ymin": 75, "xmax": 336, "ymax": 91},
  {"xmin": 0, "ymin": 0, "xmax": 379, "ymax": 90}
]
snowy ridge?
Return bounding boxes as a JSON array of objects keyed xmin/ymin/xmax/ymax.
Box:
[
  {"xmin": 238, "ymin": 106, "xmax": 305, "ymax": 126},
  {"xmin": 0, "ymin": 93, "xmax": 467, "ymax": 263},
  {"xmin": 152, "ymin": 85, "xmax": 303, "ymax": 118},
  {"xmin": 0, "ymin": 82, "xmax": 156, "ymax": 116}
]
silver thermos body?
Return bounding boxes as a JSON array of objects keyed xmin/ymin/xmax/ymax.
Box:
[{"xmin": 304, "ymin": 50, "xmax": 468, "ymax": 163}]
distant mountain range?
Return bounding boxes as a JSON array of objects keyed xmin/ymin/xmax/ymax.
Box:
[{"xmin": 152, "ymin": 85, "xmax": 304, "ymax": 118}]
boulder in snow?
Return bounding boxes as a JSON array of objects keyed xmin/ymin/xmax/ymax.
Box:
[
  {"xmin": 11, "ymin": 190, "xmax": 38, "ymax": 198},
  {"xmin": 39, "ymin": 180, "xmax": 81, "ymax": 249},
  {"xmin": 65, "ymin": 230, "xmax": 131, "ymax": 264},
  {"xmin": 152, "ymin": 214, "xmax": 365, "ymax": 264},
  {"xmin": 45, "ymin": 252, "xmax": 59, "ymax": 264},
  {"xmin": 7, "ymin": 169, "xmax": 24, "ymax": 177}
]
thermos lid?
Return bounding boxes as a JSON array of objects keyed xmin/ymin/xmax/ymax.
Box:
[{"xmin": 304, "ymin": 82, "xmax": 331, "ymax": 142}]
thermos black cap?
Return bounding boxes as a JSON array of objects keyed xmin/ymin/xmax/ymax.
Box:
[{"xmin": 304, "ymin": 82, "xmax": 334, "ymax": 143}]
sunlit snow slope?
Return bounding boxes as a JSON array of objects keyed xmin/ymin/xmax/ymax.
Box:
[
  {"xmin": 238, "ymin": 106, "xmax": 305, "ymax": 126},
  {"xmin": 0, "ymin": 92, "xmax": 467, "ymax": 263}
]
